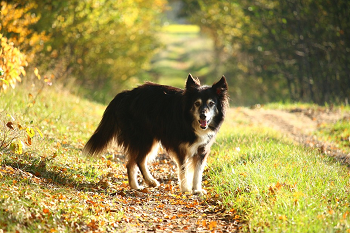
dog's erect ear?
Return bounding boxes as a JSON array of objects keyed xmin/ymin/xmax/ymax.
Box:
[
  {"xmin": 186, "ymin": 74, "xmax": 200, "ymax": 90},
  {"xmin": 212, "ymin": 75, "xmax": 228, "ymax": 95}
]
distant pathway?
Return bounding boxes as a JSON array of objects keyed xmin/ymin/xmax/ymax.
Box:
[{"xmin": 240, "ymin": 107, "xmax": 350, "ymax": 165}]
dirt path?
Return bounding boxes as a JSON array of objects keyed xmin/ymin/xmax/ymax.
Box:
[
  {"xmin": 240, "ymin": 106, "xmax": 350, "ymax": 165},
  {"xmin": 108, "ymin": 153, "xmax": 242, "ymax": 232}
]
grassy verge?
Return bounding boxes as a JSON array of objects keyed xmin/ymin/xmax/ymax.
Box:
[
  {"xmin": 208, "ymin": 109, "xmax": 350, "ymax": 232},
  {"xmin": 316, "ymin": 119, "xmax": 350, "ymax": 154},
  {"xmin": 0, "ymin": 84, "xmax": 127, "ymax": 232},
  {"xmin": 265, "ymin": 102, "xmax": 350, "ymax": 154}
]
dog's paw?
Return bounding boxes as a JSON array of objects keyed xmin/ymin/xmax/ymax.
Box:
[
  {"xmin": 147, "ymin": 179, "xmax": 160, "ymax": 188},
  {"xmin": 193, "ymin": 189, "xmax": 207, "ymax": 195}
]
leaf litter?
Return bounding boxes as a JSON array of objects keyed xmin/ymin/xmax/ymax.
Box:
[{"xmin": 0, "ymin": 148, "xmax": 242, "ymax": 232}]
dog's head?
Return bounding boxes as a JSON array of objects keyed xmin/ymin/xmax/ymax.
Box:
[{"xmin": 185, "ymin": 74, "xmax": 228, "ymax": 132}]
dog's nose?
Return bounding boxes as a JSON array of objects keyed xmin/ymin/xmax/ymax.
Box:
[{"xmin": 200, "ymin": 113, "xmax": 206, "ymax": 120}]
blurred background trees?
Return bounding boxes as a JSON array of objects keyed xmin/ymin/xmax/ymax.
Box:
[
  {"xmin": 1, "ymin": 0, "xmax": 166, "ymax": 102},
  {"xmin": 181, "ymin": 0, "xmax": 350, "ymax": 105},
  {"xmin": 1, "ymin": 0, "xmax": 349, "ymax": 105}
]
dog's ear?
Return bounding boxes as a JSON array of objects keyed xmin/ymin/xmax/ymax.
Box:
[
  {"xmin": 186, "ymin": 74, "xmax": 200, "ymax": 90},
  {"xmin": 212, "ymin": 75, "xmax": 228, "ymax": 95}
]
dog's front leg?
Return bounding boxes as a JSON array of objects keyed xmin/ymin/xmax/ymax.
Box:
[
  {"xmin": 192, "ymin": 148, "xmax": 208, "ymax": 195},
  {"xmin": 178, "ymin": 162, "xmax": 194, "ymax": 193}
]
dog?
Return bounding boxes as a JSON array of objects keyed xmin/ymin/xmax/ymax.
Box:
[{"xmin": 83, "ymin": 74, "xmax": 228, "ymax": 194}]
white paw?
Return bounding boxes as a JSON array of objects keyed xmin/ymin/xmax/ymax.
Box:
[
  {"xmin": 180, "ymin": 186, "xmax": 192, "ymax": 193},
  {"xmin": 130, "ymin": 184, "xmax": 144, "ymax": 190},
  {"xmin": 193, "ymin": 189, "xmax": 207, "ymax": 195}
]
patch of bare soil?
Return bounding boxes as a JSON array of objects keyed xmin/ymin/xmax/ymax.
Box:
[{"xmin": 240, "ymin": 106, "xmax": 350, "ymax": 165}]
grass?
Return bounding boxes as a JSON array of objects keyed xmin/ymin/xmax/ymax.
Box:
[
  {"xmin": 265, "ymin": 102, "xmax": 350, "ymax": 154},
  {"xmin": 161, "ymin": 24, "xmax": 200, "ymax": 34},
  {"xmin": 0, "ymin": 83, "xmax": 127, "ymax": 232},
  {"xmin": 316, "ymin": 119, "xmax": 350, "ymax": 154},
  {"xmin": 208, "ymin": 109, "xmax": 350, "ymax": 232},
  {"xmin": 265, "ymin": 101, "xmax": 350, "ymax": 112}
]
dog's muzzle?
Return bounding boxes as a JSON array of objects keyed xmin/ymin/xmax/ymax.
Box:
[{"xmin": 199, "ymin": 114, "xmax": 209, "ymax": 129}]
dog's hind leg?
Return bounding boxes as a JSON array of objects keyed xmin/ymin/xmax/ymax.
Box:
[{"xmin": 136, "ymin": 142, "xmax": 160, "ymax": 188}]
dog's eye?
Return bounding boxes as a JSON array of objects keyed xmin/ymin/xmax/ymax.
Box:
[
  {"xmin": 194, "ymin": 101, "xmax": 201, "ymax": 107},
  {"xmin": 208, "ymin": 101, "xmax": 215, "ymax": 107}
]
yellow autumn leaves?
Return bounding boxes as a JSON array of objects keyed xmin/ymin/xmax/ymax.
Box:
[
  {"xmin": 0, "ymin": 2, "xmax": 48, "ymax": 91},
  {"xmin": 0, "ymin": 34, "xmax": 28, "ymax": 90},
  {"xmin": 3, "ymin": 115, "xmax": 43, "ymax": 154}
]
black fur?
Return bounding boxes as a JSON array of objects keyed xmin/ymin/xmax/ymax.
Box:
[{"xmin": 83, "ymin": 74, "xmax": 228, "ymax": 193}]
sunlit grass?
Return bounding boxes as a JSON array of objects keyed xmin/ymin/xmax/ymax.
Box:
[
  {"xmin": 162, "ymin": 24, "xmax": 200, "ymax": 34},
  {"xmin": 265, "ymin": 101, "xmax": 350, "ymax": 111},
  {"xmin": 316, "ymin": 119, "xmax": 350, "ymax": 154},
  {"xmin": 208, "ymin": 109, "xmax": 350, "ymax": 232},
  {"xmin": 265, "ymin": 102, "xmax": 350, "ymax": 153},
  {"xmin": 0, "ymin": 84, "xmax": 126, "ymax": 231}
]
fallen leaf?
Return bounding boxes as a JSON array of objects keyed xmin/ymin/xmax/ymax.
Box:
[
  {"xmin": 6, "ymin": 122, "xmax": 14, "ymax": 130},
  {"xmin": 26, "ymin": 127, "xmax": 35, "ymax": 138},
  {"xmin": 43, "ymin": 208, "xmax": 50, "ymax": 214},
  {"xmin": 208, "ymin": 221, "xmax": 217, "ymax": 230}
]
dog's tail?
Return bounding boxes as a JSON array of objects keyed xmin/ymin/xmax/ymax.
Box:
[{"xmin": 83, "ymin": 97, "xmax": 119, "ymax": 156}]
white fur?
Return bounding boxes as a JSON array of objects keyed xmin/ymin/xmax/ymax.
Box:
[{"xmin": 175, "ymin": 129, "xmax": 215, "ymax": 194}]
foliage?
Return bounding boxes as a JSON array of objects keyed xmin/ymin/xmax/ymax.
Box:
[
  {"xmin": 181, "ymin": 0, "xmax": 350, "ymax": 105},
  {"xmin": 0, "ymin": 34, "xmax": 27, "ymax": 90},
  {"xmin": 0, "ymin": 2, "xmax": 48, "ymax": 62},
  {"xmin": 0, "ymin": 113, "xmax": 43, "ymax": 154},
  {"xmin": 0, "ymin": 2, "xmax": 48, "ymax": 91},
  {"xmin": 145, "ymin": 24, "xmax": 214, "ymax": 88},
  {"xmin": 3, "ymin": 0, "xmax": 166, "ymax": 102}
]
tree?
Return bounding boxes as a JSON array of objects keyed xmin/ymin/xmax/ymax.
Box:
[
  {"xmin": 2, "ymin": 0, "xmax": 166, "ymax": 101},
  {"xmin": 0, "ymin": 2, "xmax": 46, "ymax": 90}
]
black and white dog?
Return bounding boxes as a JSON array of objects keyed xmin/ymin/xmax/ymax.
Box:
[{"xmin": 83, "ymin": 74, "xmax": 228, "ymax": 194}]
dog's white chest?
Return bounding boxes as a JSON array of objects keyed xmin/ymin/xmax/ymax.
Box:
[{"xmin": 186, "ymin": 131, "xmax": 215, "ymax": 156}]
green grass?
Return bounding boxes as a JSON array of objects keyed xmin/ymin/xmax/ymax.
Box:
[
  {"xmin": 0, "ymin": 84, "xmax": 126, "ymax": 232},
  {"xmin": 208, "ymin": 109, "xmax": 350, "ymax": 232},
  {"xmin": 316, "ymin": 119, "xmax": 350, "ymax": 154},
  {"xmin": 265, "ymin": 102, "xmax": 350, "ymax": 153},
  {"xmin": 265, "ymin": 101, "xmax": 350, "ymax": 112},
  {"xmin": 161, "ymin": 24, "xmax": 200, "ymax": 34}
]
